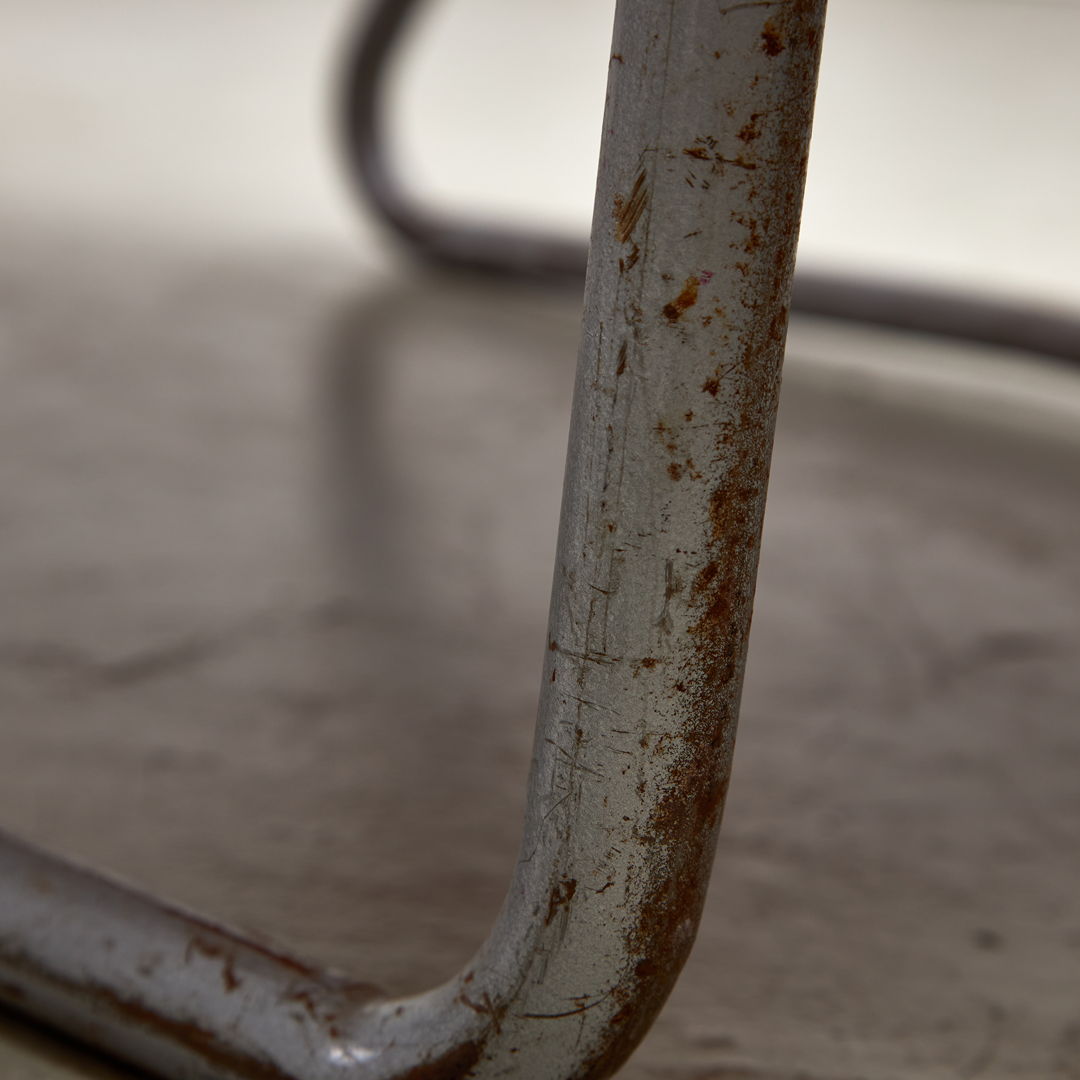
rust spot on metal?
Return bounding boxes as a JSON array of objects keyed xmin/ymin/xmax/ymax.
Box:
[
  {"xmin": 615, "ymin": 342, "xmax": 628, "ymax": 376},
  {"xmin": 715, "ymin": 155, "xmax": 758, "ymax": 172},
  {"xmin": 737, "ymin": 114, "xmax": 762, "ymax": 143},
  {"xmin": 761, "ymin": 20, "xmax": 785, "ymax": 56},
  {"xmin": 654, "ymin": 420, "xmax": 679, "ymax": 454},
  {"xmin": 1, "ymin": 950, "xmax": 298, "ymax": 1080},
  {"xmin": 287, "ymin": 987, "xmax": 324, "ymax": 1022},
  {"xmin": 639, "ymin": 657, "xmax": 659, "ymax": 669},
  {"xmin": 176, "ymin": 912, "xmax": 325, "ymax": 983},
  {"xmin": 187, "ymin": 938, "xmax": 242, "ymax": 994},
  {"xmin": 733, "ymin": 212, "xmax": 764, "ymax": 255},
  {"xmin": 662, "ymin": 277, "xmax": 700, "ymax": 323},
  {"xmin": 545, "ymin": 878, "xmax": 578, "ymax": 926},
  {"xmin": 456, "ymin": 990, "xmax": 505, "ymax": 1036},
  {"xmin": 702, "ymin": 377, "xmax": 720, "ymax": 397},
  {"xmin": 682, "ymin": 146, "xmax": 710, "ymax": 161},
  {"xmin": 611, "ymin": 53, "xmax": 625, "ymax": 63},
  {"xmin": 613, "ymin": 171, "xmax": 649, "ymax": 244},
  {"xmin": 667, "ymin": 462, "xmax": 684, "ymax": 481},
  {"xmin": 222, "ymin": 961, "xmax": 241, "ymax": 993},
  {"xmin": 136, "ymin": 953, "xmax": 163, "ymax": 978},
  {"xmin": 397, "ymin": 1040, "xmax": 486, "ymax": 1080},
  {"xmin": 634, "ymin": 959, "xmax": 658, "ymax": 979}
]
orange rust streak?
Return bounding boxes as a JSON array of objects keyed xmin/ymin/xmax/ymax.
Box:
[
  {"xmin": 614, "ymin": 171, "xmax": 649, "ymax": 244},
  {"xmin": 397, "ymin": 1040, "xmax": 486, "ymax": 1080},
  {"xmin": 1, "ymin": 950, "xmax": 296, "ymax": 1080},
  {"xmin": 761, "ymin": 19, "xmax": 785, "ymax": 55},
  {"xmin": 544, "ymin": 878, "xmax": 578, "ymax": 926},
  {"xmin": 615, "ymin": 342, "xmax": 628, "ymax": 376},
  {"xmin": 662, "ymin": 277, "xmax": 700, "ymax": 323},
  {"xmin": 737, "ymin": 114, "xmax": 762, "ymax": 143}
]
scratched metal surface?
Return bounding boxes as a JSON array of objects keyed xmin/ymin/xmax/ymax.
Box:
[{"xmin": 0, "ymin": 217, "xmax": 1078, "ymax": 1077}]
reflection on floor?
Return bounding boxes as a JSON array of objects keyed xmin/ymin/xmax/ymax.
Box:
[{"xmin": 1, "ymin": 225, "xmax": 1078, "ymax": 1078}]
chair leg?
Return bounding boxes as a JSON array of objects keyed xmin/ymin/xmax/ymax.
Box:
[{"xmin": 0, "ymin": 2, "xmax": 826, "ymax": 1076}]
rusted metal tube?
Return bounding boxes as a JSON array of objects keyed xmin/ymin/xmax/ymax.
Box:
[{"xmin": 0, "ymin": 2, "xmax": 825, "ymax": 1076}]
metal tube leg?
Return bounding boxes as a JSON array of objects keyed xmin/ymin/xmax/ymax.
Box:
[{"xmin": 0, "ymin": 2, "xmax": 826, "ymax": 1077}]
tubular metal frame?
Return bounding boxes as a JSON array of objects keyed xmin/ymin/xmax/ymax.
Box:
[{"xmin": 0, "ymin": 1, "xmax": 827, "ymax": 1076}]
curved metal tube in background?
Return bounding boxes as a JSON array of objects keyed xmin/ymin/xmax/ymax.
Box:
[
  {"xmin": 338, "ymin": 0, "xmax": 1080, "ymax": 365},
  {"xmin": 0, "ymin": 1, "xmax": 826, "ymax": 1076},
  {"xmin": 337, "ymin": 0, "xmax": 588, "ymax": 284}
]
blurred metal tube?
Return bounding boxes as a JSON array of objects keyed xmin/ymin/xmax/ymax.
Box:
[
  {"xmin": 0, "ymin": 1, "xmax": 826, "ymax": 1076},
  {"xmin": 339, "ymin": 0, "xmax": 1080, "ymax": 364}
]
